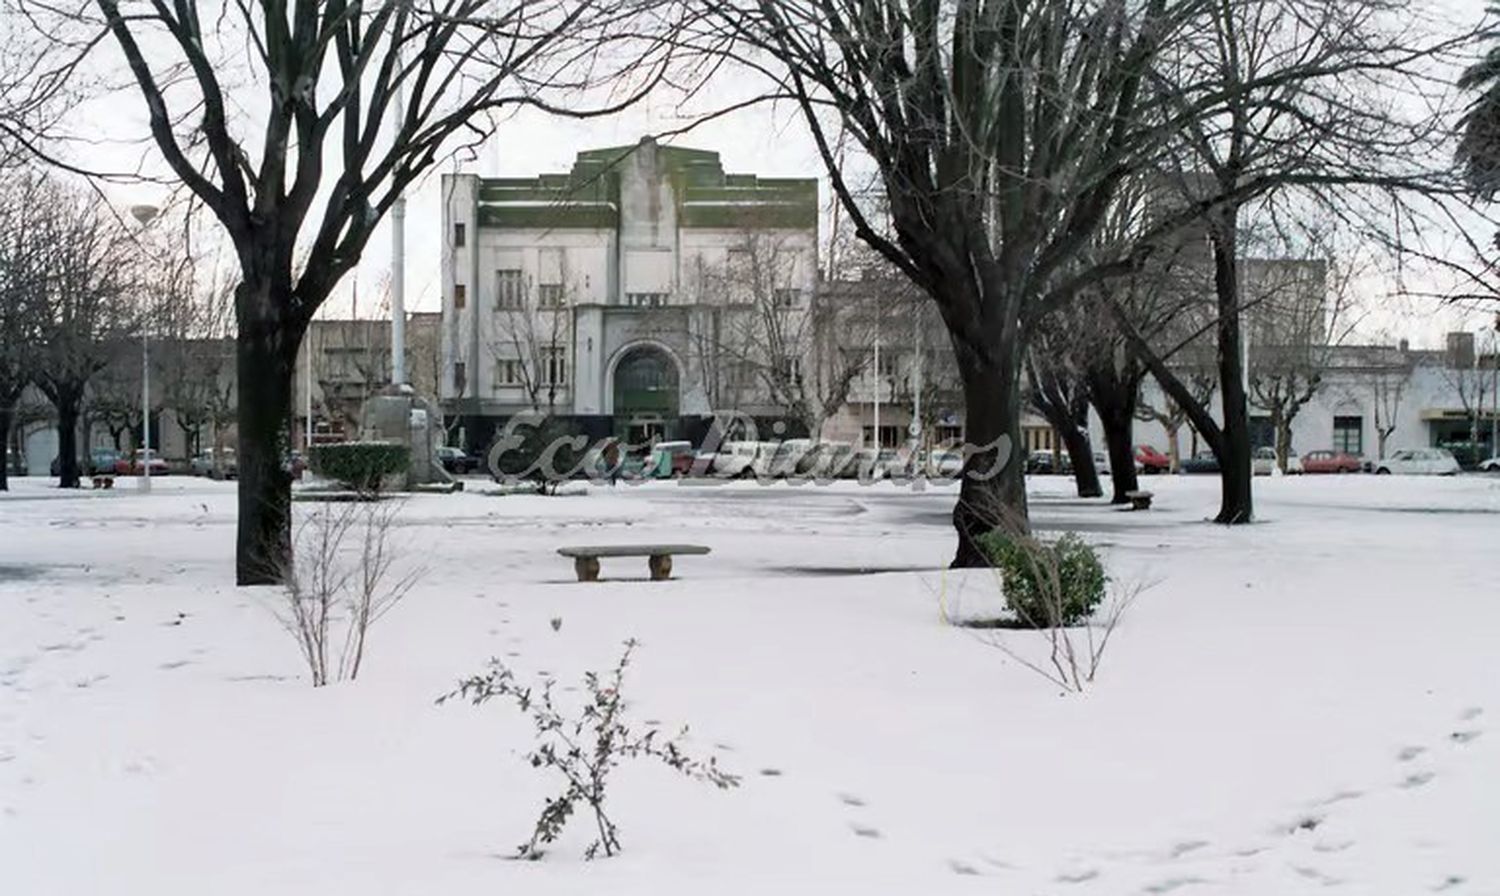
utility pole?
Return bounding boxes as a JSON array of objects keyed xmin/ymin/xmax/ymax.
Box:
[
  {"xmin": 130, "ymin": 204, "xmax": 159, "ymax": 493},
  {"xmin": 389, "ymin": 50, "xmax": 407, "ymax": 387}
]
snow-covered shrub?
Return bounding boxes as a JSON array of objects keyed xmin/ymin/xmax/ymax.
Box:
[
  {"xmin": 308, "ymin": 441, "xmax": 409, "ymax": 494},
  {"xmin": 977, "ymin": 531, "xmax": 1106, "ymax": 628},
  {"xmin": 272, "ymin": 500, "xmax": 421, "ymax": 686},
  {"xmin": 439, "ymin": 639, "xmax": 740, "ymax": 860}
]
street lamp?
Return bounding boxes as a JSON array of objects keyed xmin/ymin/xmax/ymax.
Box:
[{"xmin": 130, "ymin": 204, "xmax": 159, "ymax": 493}]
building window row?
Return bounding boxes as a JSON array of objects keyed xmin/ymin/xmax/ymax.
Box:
[{"xmin": 492, "ymin": 346, "xmax": 569, "ymax": 388}]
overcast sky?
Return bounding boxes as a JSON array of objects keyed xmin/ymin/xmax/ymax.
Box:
[{"xmin": 63, "ymin": 0, "xmax": 1500, "ymax": 352}]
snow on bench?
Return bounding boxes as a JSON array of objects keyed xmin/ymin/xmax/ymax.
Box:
[
  {"xmin": 556, "ymin": 544, "xmax": 711, "ymax": 582},
  {"xmin": 1126, "ymin": 490, "xmax": 1153, "ymax": 511}
]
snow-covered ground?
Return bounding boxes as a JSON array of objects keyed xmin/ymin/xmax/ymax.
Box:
[{"xmin": 1, "ymin": 473, "xmax": 1496, "ymax": 895}]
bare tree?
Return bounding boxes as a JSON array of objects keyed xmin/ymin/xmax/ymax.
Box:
[
  {"xmin": 1112, "ymin": 0, "xmax": 1463, "ymax": 522},
  {"xmin": 28, "ymin": 177, "xmax": 139, "ymax": 487},
  {"xmin": 1246, "ymin": 257, "xmax": 1342, "ymax": 472},
  {"xmin": 487, "ymin": 278, "xmax": 570, "ymax": 415},
  {"xmin": 14, "ymin": 0, "xmax": 683, "ymax": 581},
  {"xmin": 0, "ymin": 173, "xmax": 48, "ymax": 490},
  {"xmin": 698, "ymin": 0, "xmax": 1244, "ymax": 564},
  {"xmin": 696, "ymin": 231, "xmax": 881, "ymax": 438},
  {"xmin": 1024, "ymin": 333, "xmax": 1104, "ymax": 500},
  {"xmin": 1137, "ymin": 372, "xmax": 1217, "ymax": 472}
]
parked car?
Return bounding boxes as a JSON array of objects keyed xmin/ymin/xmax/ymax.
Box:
[
  {"xmin": 1134, "ymin": 444, "xmax": 1171, "ymax": 474},
  {"xmin": 1373, "ymin": 447, "xmax": 1460, "ymax": 476},
  {"xmin": 1480, "ymin": 456, "xmax": 1500, "ymax": 473},
  {"xmin": 435, "ymin": 445, "xmax": 479, "ymax": 475},
  {"xmin": 1026, "ymin": 450, "xmax": 1060, "ymax": 475},
  {"xmin": 925, "ymin": 448, "xmax": 965, "ymax": 479},
  {"xmin": 190, "ymin": 448, "xmax": 238, "ymax": 479},
  {"xmin": 714, "ymin": 441, "xmax": 770, "ymax": 478},
  {"xmin": 800, "ymin": 441, "xmax": 855, "ymax": 478},
  {"xmin": 1252, "ymin": 446, "xmax": 1303, "ymax": 475},
  {"xmin": 646, "ymin": 441, "xmax": 697, "ymax": 477},
  {"xmin": 1180, "ymin": 450, "xmax": 1220, "ymax": 474},
  {"xmin": 88, "ymin": 448, "xmax": 122, "ymax": 476},
  {"xmin": 1302, "ymin": 449, "xmax": 1363, "ymax": 474},
  {"xmin": 114, "ymin": 449, "xmax": 170, "ymax": 476}
]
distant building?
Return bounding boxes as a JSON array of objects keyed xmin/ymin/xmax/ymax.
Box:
[
  {"xmin": 292, "ymin": 312, "xmax": 440, "ymax": 445},
  {"xmin": 439, "ymin": 137, "xmax": 819, "ymax": 450}
]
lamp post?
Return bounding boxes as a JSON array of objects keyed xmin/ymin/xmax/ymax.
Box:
[{"xmin": 130, "ymin": 204, "xmax": 159, "ymax": 493}]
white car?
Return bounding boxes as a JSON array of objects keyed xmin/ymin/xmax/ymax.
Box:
[
  {"xmin": 1252, "ymin": 447, "xmax": 1303, "ymax": 476},
  {"xmin": 1373, "ymin": 447, "xmax": 1461, "ymax": 476},
  {"xmin": 713, "ymin": 441, "xmax": 770, "ymax": 478},
  {"xmin": 1480, "ymin": 456, "xmax": 1500, "ymax": 473}
]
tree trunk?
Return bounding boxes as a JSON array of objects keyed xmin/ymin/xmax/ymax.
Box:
[
  {"xmin": 1059, "ymin": 422, "xmax": 1102, "ymax": 499},
  {"xmin": 55, "ymin": 390, "xmax": 83, "ymax": 488},
  {"xmin": 1087, "ymin": 366, "xmax": 1142, "ymax": 505},
  {"xmin": 0, "ymin": 405, "xmax": 12, "ymax": 491},
  {"xmin": 1030, "ymin": 380, "xmax": 1102, "ymax": 498},
  {"xmin": 235, "ymin": 307, "xmax": 305, "ymax": 586},
  {"xmin": 1274, "ymin": 413, "xmax": 1292, "ymax": 473},
  {"xmin": 951, "ymin": 348, "xmax": 1028, "ymax": 567},
  {"xmin": 1165, "ymin": 422, "xmax": 1181, "ymax": 473},
  {"xmin": 1211, "ymin": 216, "xmax": 1253, "ymax": 524},
  {"xmin": 1097, "ymin": 407, "xmax": 1140, "ymax": 503}
]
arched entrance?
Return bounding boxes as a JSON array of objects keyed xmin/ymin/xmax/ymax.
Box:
[{"xmin": 612, "ymin": 345, "xmax": 680, "ymax": 442}]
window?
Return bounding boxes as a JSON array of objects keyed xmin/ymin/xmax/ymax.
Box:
[
  {"xmin": 496, "ymin": 269, "xmax": 524, "ymax": 309},
  {"xmin": 773, "ymin": 288, "xmax": 801, "ymax": 308},
  {"xmin": 493, "ymin": 359, "xmax": 524, "ymax": 387},
  {"xmin": 453, "ymin": 361, "xmax": 466, "ymax": 392},
  {"xmin": 538, "ymin": 283, "xmax": 566, "ymax": 308},
  {"xmin": 453, "ymin": 283, "xmax": 466, "ymax": 310},
  {"xmin": 454, "ymin": 222, "xmax": 466, "ymax": 247},
  {"xmin": 543, "ymin": 345, "xmax": 568, "ymax": 386},
  {"xmin": 1333, "ymin": 415, "xmax": 1363, "ymax": 455},
  {"xmin": 1248, "ymin": 415, "xmax": 1274, "ymax": 450},
  {"xmin": 626, "ymin": 292, "xmax": 667, "ymax": 307}
]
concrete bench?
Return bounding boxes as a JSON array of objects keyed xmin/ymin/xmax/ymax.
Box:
[
  {"xmin": 557, "ymin": 544, "xmax": 711, "ymax": 582},
  {"xmin": 1125, "ymin": 490, "xmax": 1153, "ymax": 511},
  {"xmin": 91, "ymin": 475, "xmax": 115, "ymax": 490}
]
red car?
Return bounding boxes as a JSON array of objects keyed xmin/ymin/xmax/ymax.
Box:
[
  {"xmin": 114, "ymin": 449, "xmax": 170, "ymax": 476},
  {"xmin": 1301, "ymin": 450, "xmax": 1362, "ymax": 474},
  {"xmin": 1134, "ymin": 444, "xmax": 1171, "ymax": 474}
]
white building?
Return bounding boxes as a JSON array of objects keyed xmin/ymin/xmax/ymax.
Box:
[{"xmin": 440, "ymin": 138, "xmax": 820, "ymax": 451}]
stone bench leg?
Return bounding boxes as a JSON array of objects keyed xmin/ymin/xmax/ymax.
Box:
[
  {"xmin": 648, "ymin": 554, "xmax": 673, "ymax": 581},
  {"xmin": 574, "ymin": 556, "xmax": 601, "ymax": 582}
]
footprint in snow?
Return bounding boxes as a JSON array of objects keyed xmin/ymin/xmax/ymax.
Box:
[
  {"xmin": 1168, "ymin": 840, "xmax": 1210, "ymax": 859},
  {"xmin": 1292, "ymin": 865, "xmax": 1341, "ymax": 886},
  {"xmin": 948, "ymin": 860, "xmax": 981, "ymax": 876},
  {"xmin": 158, "ymin": 660, "xmax": 192, "ymax": 671},
  {"xmin": 1313, "ymin": 840, "xmax": 1354, "ymax": 854},
  {"xmin": 757, "ymin": 768, "xmax": 783, "ymax": 777},
  {"xmin": 1433, "ymin": 875, "xmax": 1466, "ymax": 892},
  {"xmin": 1055, "ymin": 868, "xmax": 1100, "ymax": 884},
  {"xmin": 1449, "ymin": 730, "xmax": 1482, "ymax": 745},
  {"xmin": 1397, "ymin": 745, "xmax": 1427, "ymax": 762},
  {"xmin": 1400, "ymin": 771, "xmax": 1436, "ymax": 789},
  {"xmin": 837, "ymin": 792, "xmax": 866, "ymax": 807},
  {"xmin": 1458, "ymin": 707, "xmax": 1483, "ymax": 722},
  {"xmin": 1143, "ymin": 877, "xmax": 1209, "ymax": 894},
  {"xmin": 1318, "ymin": 790, "xmax": 1363, "ymax": 807},
  {"xmin": 848, "ymin": 823, "xmax": 882, "ymax": 839}
]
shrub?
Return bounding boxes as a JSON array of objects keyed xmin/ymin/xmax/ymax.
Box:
[
  {"xmin": 488, "ymin": 415, "xmax": 589, "ymax": 490},
  {"xmin": 977, "ymin": 530, "xmax": 1106, "ymax": 628},
  {"xmin": 309, "ymin": 441, "xmax": 409, "ymax": 493},
  {"xmin": 439, "ymin": 639, "xmax": 740, "ymax": 860}
]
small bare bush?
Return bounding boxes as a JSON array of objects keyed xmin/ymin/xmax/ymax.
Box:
[
  {"xmin": 273, "ymin": 500, "xmax": 421, "ymax": 686},
  {"xmin": 440, "ymin": 639, "xmax": 740, "ymax": 860}
]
